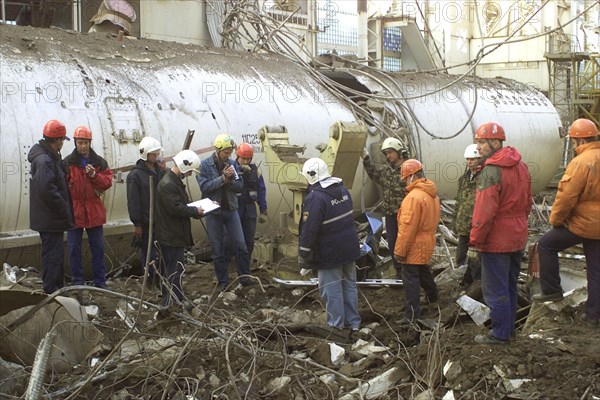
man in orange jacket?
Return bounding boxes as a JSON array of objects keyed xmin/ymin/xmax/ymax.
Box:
[
  {"xmin": 533, "ymin": 119, "xmax": 600, "ymax": 326},
  {"xmin": 395, "ymin": 159, "xmax": 440, "ymax": 323}
]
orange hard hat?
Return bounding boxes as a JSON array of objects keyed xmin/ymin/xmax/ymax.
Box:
[
  {"xmin": 401, "ymin": 159, "xmax": 423, "ymax": 180},
  {"xmin": 236, "ymin": 143, "xmax": 254, "ymax": 158},
  {"xmin": 475, "ymin": 122, "xmax": 506, "ymax": 141},
  {"xmin": 568, "ymin": 118, "xmax": 599, "ymax": 138},
  {"xmin": 43, "ymin": 120, "xmax": 69, "ymax": 140},
  {"xmin": 73, "ymin": 126, "xmax": 92, "ymax": 140}
]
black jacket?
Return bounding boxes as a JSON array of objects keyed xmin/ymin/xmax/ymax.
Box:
[
  {"xmin": 126, "ymin": 159, "xmax": 164, "ymax": 228},
  {"xmin": 27, "ymin": 140, "xmax": 74, "ymax": 232},
  {"xmin": 155, "ymin": 170, "xmax": 200, "ymax": 247}
]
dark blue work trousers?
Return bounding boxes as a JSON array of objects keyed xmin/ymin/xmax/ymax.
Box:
[
  {"xmin": 538, "ymin": 226, "xmax": 600, "ymax": 320},
  {"xmin": 401, "ymin": 263, "xmax": 438, "ymax": 320},
  {"xmin": 158, "ymin": 244, "xmax": 185, "ymax": 306},
  {"xmin": 206, "ymin": 209, "xmax": 250, "ymax": 286},
  {"xmin": 140, "ymin": 227, "xmax": 159, "ymax": 279},
  {"xmin": 481, "ymin": 251, "xmax": 522, "ymax": 341},
  {"xmin": 385, "ymin": 214, "xmax": 401, "ymax": 271},
  {"xmin": 39, "ymin": 231, "xmax": 65, "ymax": 294},
  {"xmin": 67, "ymin": 226, "xmax": 106, "ymax": 287}
]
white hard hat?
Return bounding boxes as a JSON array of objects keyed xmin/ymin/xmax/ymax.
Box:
[
  {"xmin": 173, "ymin": 150, "xmax": 200, "ymax": 174},
  {"xmin": 463, "ymin": 144, "xmax": 480, "ymax": 159},
  {"xmin": 301, "ymin": 158, "xmax": 330, "ymax": 185},
  {"xmin": 139, "ymin": 137, "xmax": 163, "ymax": 161},
  {"xmin": 380, "ymin": 137, "xmax": 404, "ymax": 153}
]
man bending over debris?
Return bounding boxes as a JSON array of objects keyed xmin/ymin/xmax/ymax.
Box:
[
  {"xmin": 394, "ymin": 159, "xmax": 439, "ymax": 323},
  {"xmin": 470, "ymin": 122, "xmax": 532, "ymax": 344},
  {"xmin": 533, "ymin": 118, "xmax": 600, "ymax": 327},
  {"xmin": 298, "ymin": 158, "xmax": 361, "ymax": 333}
]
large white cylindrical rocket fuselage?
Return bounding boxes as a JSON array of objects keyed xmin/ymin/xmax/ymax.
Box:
[{"xmin": 0, "ymin": 25, "xmax": 563, "ymax": 251}]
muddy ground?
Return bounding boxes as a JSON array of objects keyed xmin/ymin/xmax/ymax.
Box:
[{"xmin": 2, "ymin": 224, "xmax": 599, "ymax": 400}]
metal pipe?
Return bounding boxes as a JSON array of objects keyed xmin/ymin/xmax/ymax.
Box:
[
  {"xmin": 2, "ymin": 0, "xmax": 6, "ymax": 24},
  {"xmin": 357, "ymin": 0, "xmax": 368, "ymax": 64}
]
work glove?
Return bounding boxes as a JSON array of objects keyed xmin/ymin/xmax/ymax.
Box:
[
  {"xmin": 298, "ymin": 255, "xmax": 312, "ymax": 276},
  {"xmin": 467, "ymin": 248, "xmax": 479, "ymax": 261},
  {"xmin": 258, "ymin": 211, "xmax": 268, "ymax": 224},
  {"xmin": 361, "ymin": 147, "xmax": 369, "ymax": 160},
  {"xmin": 240, "ymin": 164, "xmax": 252, "ymax": 173}
]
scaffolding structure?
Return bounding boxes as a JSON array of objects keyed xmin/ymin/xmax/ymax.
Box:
[{"xmin": 545, "ymin": 31, "xmax": 600, "ymax": 127}]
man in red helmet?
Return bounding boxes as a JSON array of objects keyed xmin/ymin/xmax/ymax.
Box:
[
  {"xmin": 27, "ymin": 120, "xmax": 74, "ymax": 294},
  {"xmin": 470, "ymin": 122, "xmax": 532, "ymax": 344},
  {"xmin": 533, "ymin": 118, "xmax": 600, "ymax": 326},
  {"xmin": 231, "ymin": 143, "xmax": 267, "ymax": 261},
  {"xmin": 63, "ymin": 126, "xmax": 113, "ymax": 290}
]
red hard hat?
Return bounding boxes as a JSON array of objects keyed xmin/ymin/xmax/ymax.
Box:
[
  {"xmin": 475, "ymin": 122, "xmax": 506, "ymax": 141},
  {"xmin": 401, "ymin": 159, "xmax": 423, "ymax": 180},
  {"xmin": 568, "ymin": 118, "xmax": 599, "ymax": 138},
  {"xmin": 236, "ymin": 143, "xmax": 254, "ymax": 158},
  {"xmin": 43, "ymin": 120, "xmax": 69, "ymax": 140},
  {"xmin": 73, "ymin": 126, "xmax": 92, "ymax": 140}
]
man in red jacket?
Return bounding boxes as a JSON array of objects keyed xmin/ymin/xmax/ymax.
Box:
[
  {"xmin": 533, "ymin": 119, "xmax": 600, "ymax": 326},
  {"xmin": 470, "ymin": 122, "xmax": 532, "ymax": 344},
  {"xmin": 64, "ymin": 126, "xmax": 113, "ymax": 288}
]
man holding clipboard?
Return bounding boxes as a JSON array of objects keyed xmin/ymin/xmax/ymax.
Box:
[{"xmin": 155, "ymin": 150, "xmax": 204, "ymax": 316}]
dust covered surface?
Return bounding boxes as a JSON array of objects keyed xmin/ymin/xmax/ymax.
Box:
[{"xmin": 3, "ymin": 243, "xmax": 598, "ymax": 400}]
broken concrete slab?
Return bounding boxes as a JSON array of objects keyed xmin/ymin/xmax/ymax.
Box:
[
  {"xmin": 0, "ymin": 288, "xmax": 104, "ymax": 373},
  {"xmin": 339, "ymin": 367, "xmax": 401, "ymax": 399},
  {"xmin": 456, "ymin": 295, "xmax": 490, "ymax": 326}
]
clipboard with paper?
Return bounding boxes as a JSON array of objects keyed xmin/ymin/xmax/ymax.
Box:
[{"xmin": 187, "ymin": 198, "xmax": 220, "ymax": 215}]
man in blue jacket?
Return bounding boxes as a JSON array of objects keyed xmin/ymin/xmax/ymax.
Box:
[
  {"xmin": 197, "ymin": 134, "xmax": 253, "ymax": 290},
  {"xmin": 28, "ymin": 120, "xmax": 74, "ymax": 294},
  {"xmin": 232, "ymin": 143, "xmax": 267, "ymax": 260},
  {"xmin": 298, "ymin": 158, "xmax": 361, "ymax": 332}
]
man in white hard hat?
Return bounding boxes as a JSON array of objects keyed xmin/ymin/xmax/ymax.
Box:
[
  {"xmin": 155, "ymin": 150, "xmax": 204, "ymax": 315},
  {"xmin": 454, "ymin": 144, "xmax": 482, "ymax": 286},
  {"xmin": 299, "ymin": 158, "xmax": 362, "ymax": 334},
  {"xmin": 126, "ymin": 136, "xmax": 165, "ymax": 287},
  {"xmin": 361, "ymin": 136, "xmax": 408, "ymax": 278}
]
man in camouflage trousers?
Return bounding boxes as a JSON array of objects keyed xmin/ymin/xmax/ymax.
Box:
[
  {"xmin": 362, "ymin": 137, "xmax": 408, "ymax": 278},
  {"xmin": 454, "ymin": 144, "xmax": 481, "ymax": 286}
]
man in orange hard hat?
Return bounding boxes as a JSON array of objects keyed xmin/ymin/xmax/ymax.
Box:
[
  {"xmin": 394, "ymin": 159, "xmax": 440, "ymax": 323},
  {"xmin": 28, "ymin": 120, "xmax": 74, "ymax": 294},
  {"xmin": 63, "ymin": 126, "xmax": 113, "ymax": 290},
  {"xmin": 231, "ymin": 143, "xmax": 267, "ymax": 261},
  {"xmin": 470, "ymin": 122, "xmax": 532, "ymax": 344},
  {"xmin": 533, "ymin": 118, "xmax": 600, "ymax": 327}
]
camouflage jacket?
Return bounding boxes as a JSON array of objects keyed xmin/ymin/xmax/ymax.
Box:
[
  {"xmin": 454, "ymin": 168, "xmax": 477, "ymax": 236},
  {"xmin": 363, "ymin": 156, "xmax": 406, "ymax": 215}
]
